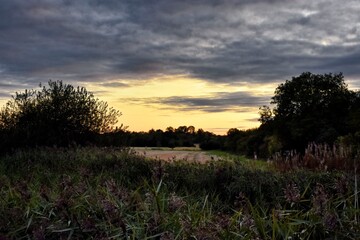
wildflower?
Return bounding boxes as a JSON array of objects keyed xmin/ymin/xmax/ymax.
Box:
[
  {"xmin": 334, "ymin": 175, "xmax": 348, "ymax": 195},
  {"xmin": 234, "ymin": 192, "xmax": 248, "ymax": 209},
  {"xmin": 32, "ymin": 226, "xmax": 45, "ymax": 240},
  {"xmin": 144, "ymin": 192, "xmax": 154, "ymax": 206},
  {"xmin": 101, "ymin": 199, "xmax": 117, "ymax": 216},
  {"xmin": 15, "ymin": 181, "xmax": 31, "ymax": 201},
  {"xmin": 55, "ymin": 196, "xmax": 69, "ymax": 210},
  {"xmin": 214, "ymin": 213, "xmax": 231, "ymax": 230},
  {"xmin": 240, "ymin": 214, "xmax": 255, "ymax": 229},
  {"xmin": 60, "ymin": 174, "xmax": 72, "ymax": 190},
  {"xmin": 323, "ymin": 211, "xmax": 337, "ymax": 231},
  {"xmin": 283, "ymin": 182, "xmax": 300, "ymax": 204},
  {"xmin": 312, "ymin": 183, "xmax": 328, "ymax": 215},
  {"xmin": 104, "ymin": 178, "xmax": 129, "ymax": 202},
  {"xmin": 168, "ymin": 192, "xmax": 186, "ymax": 212},
  {"xmin": 273, "ymin": 207, "xmax": 284, "ymax": 221}
]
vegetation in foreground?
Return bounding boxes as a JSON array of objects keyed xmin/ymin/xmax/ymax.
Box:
[{"xmin": 0, "ymin": 147, "xmax": 359, "ymax": 239}]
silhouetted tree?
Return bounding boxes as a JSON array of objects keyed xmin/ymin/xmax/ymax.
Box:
[
  {"xmin": 187, "ymin": 125, "xmax": 195, "ymax": 134},
  {"xmin": 258, "ymin": 105, "xmax": 273, "ymax": 124},
  {"xmin": 0, "ymin": 80, "xmax": 121, "ymax": 150},
  {"xmin": 166, "ymin": 126, "xmax": 174, "ymax": 132},
  {"xmin": 270, "ymin": 72, "xmax": 355, "ymax": 150},
  {"xmin": 175, "ymin": 126, "xmax": 188, "ymax": 133},
  {"xmin": 224, "ymin": 128, "xmax": 241, "ymax": 152},
  {"xmin": 348, "ymin": 91, "xmax": 360, "ymax": 132}
]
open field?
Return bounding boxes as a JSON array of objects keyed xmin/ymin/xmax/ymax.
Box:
[
  {"xmin": 0, "ymin": 147, "xmax": 358, "ymax": 239},
  {"xmin": 133, "ymin": 147, "xmax": 222, "ymax": 163}
]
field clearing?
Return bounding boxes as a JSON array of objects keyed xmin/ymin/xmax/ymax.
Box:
[{"xmin": 133, "ymin": 147, "xmax": 222, "ymax": 163}]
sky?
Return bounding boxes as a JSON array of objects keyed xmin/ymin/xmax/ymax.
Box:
[{"xmin": 1, "ymin": 0, "xmax": 360, "ymax": 134}]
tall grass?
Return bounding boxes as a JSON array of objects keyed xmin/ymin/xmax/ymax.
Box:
[
  {"xmin": 0, "ymin": 146, "xmax": 359, "ymax": 239},
  {"xmin": 273, "ymin": 142, "xmax": 359, "ymax": 171}
]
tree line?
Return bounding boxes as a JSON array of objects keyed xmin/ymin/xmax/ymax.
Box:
[
  {"xmin": 122, "ymin": 126, "xmax": 224, "ymax": 150},
  {"xmin": 1, "ymin": 73, "xmax": 360, "ymax": 158}
]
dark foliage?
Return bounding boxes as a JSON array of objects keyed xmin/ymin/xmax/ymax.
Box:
[
  {"xmin": 121, "ymin": 126, "xmax": 225, "ymax": 150},
  {"xmin": 270, "ymin": 72, "xmax": 355, "ymax": 151},
  {"xmin": 224, "ymin": 72, "xmax": 360, "ymax": 158},
  {"xmin": 0, "ymin": 80, "xmax": 121, "ymax": 152}
]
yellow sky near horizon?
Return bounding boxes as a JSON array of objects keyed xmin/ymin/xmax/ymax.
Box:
[{"xmin": 84, "ymin": 75, "xmax": 276, "ymax": 134}]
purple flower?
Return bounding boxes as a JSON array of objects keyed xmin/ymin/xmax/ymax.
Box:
[{"xmin": 283, "ymin": 182, "xmax": 300, "ymax": 204}]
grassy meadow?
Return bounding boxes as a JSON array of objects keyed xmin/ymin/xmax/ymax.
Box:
[{"xmin": 0, "ymin": 146, "xmax": 359, "ymax": 239}]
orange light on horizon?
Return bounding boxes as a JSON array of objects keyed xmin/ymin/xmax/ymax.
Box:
[{"xmin": 83, "ymin": 75, "xmax": 269, "ymax": 134}]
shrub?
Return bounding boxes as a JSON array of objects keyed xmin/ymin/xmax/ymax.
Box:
[
  {"xmin": 273, "ymin": 143, "xmax": 359, "ymax": 171},
  {"xmin": 0, "ymin": 80, "xmax": 121, "ymax": 151}
]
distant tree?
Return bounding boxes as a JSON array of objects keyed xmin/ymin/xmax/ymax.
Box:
[
  {"xmin": 227, "ymin": 128, "xmax": 241, "ymax": 136},
  {"xmin": 166, "ymin": 126, "xmax": 174, "ymax": 132},
  {"xmin": 175, "ymin": 126, "xmax": 188, "ymax": 133},
  {"xmin": 347, "ymin": 91, "xmax": 360, "ymax": 132},
  {"xmin": 0, "ymin": 80, "xmax": 121, "ymax": 149},
  {"xmin": 258, "ymin": 105, "xmax": 273, "ymax": 124},
  {"xmin": 187, "ymin": 125, "xmax": 195, "ymax": 134},
  {"xmin": 197, "ymin": 128, "xmax": 205, "ymax": 134},
  {"xmin": 270, "ymin": 72, "xmax": 355, "ymax": 150},
  {"xmin": 224, "ymin": 128, "xmax": 241, "ymax": 152}
]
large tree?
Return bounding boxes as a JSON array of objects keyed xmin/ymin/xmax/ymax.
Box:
[
  {"xmin": 0, "ymin": 80, "xmax": 121, "ymax": 149},
  {"xmin": 267, "ymin": 72, "xmax": 355, "ymax": 150}
]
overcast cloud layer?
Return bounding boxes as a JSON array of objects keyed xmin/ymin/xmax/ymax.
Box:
[
  {"xmin": 121, "ymin": 91, "xmax": 270, "ymax": 112},
  {"xmin": 1, "ymin": 0, "xmax": 360, "ymax": 111}
]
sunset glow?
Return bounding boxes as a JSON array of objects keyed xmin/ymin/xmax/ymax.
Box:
[{"xmin": 82, "ymin": 75, "xmax": 277, "ymax": 134}]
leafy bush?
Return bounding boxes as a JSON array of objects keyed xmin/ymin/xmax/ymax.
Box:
[{"xmin": 0, "ymin": 80, "xmax": 121, "ymax": 151}]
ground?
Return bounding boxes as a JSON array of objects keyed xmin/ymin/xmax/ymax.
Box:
[{"xmin": 133, "ymin": 147, "xmax": 221, "ymax": 163}]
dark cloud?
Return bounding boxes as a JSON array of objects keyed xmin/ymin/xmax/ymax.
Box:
[
  {"xmin": 121, "ymin": 91, "xmax": 270, "ymax": 113},
  {"xmin": 1, "ymin": 0, "xmax": 360, "ymax": 99},
  {"xmin": 0, "ymin": 92, "xmax": 11, "ymax": 99},
  {"xmin": 0, "ymin": 82, "xmax": 21, "ymax": 89},
  {"xmin": 99, "ymin": 82, "xmax": 130, "ymax": 88},
  {"xmin": 0, "ymin": 79, "xmax": 34, "ymax": 101}
]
